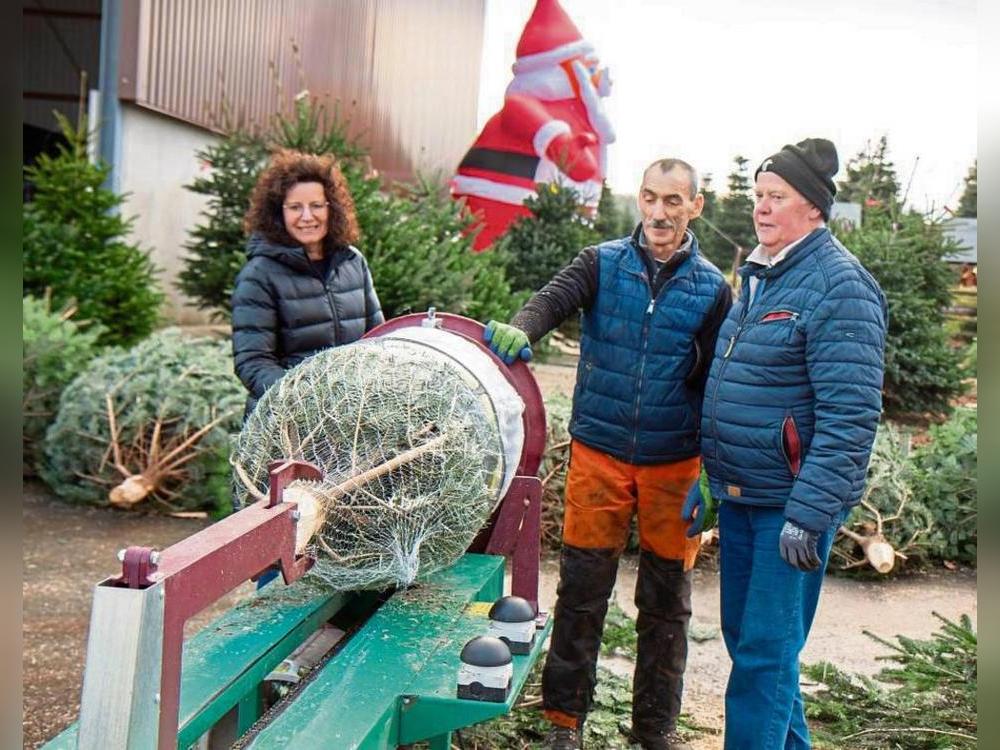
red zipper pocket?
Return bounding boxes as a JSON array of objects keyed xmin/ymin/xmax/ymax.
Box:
[
  {"xmin": 781, "ymin": 415, "xmax": 801, "ymax": 477},
  {"xmin": 761, "ymin": 310, "xmax": 798, "ymax": 323}
]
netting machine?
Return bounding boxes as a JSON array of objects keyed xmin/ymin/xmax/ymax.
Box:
[{"xmin": 44, "ymin": 312, "xmax": 550, "ymax": 750}]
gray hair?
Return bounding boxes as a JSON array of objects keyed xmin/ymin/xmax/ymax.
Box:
[{"xmin": 643, "ymin": 158, "xmax": 700, "ymax": 200}]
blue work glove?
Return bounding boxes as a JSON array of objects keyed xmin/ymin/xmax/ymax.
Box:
[
  {"xmin": 681, "ymin": 470, "xmax": 716, "ymax": 538},
  {"xmin": 778, "ymin": 520, "xmax": 821, "ymax": 571},
  {"xmin": 483, "ymin": 320, "xmax": 532, "ymax": 365}
]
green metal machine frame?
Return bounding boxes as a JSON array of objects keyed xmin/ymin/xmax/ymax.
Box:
[{"xmin": 44, "ymin": 553, "xmax": 551, "ymax": 749}]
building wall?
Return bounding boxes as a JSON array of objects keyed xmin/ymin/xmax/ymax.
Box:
[
  {"xmin": 117, "ymin": 103, "xmax": 219, "ymax": 324},
  {"xmin": 122, "ymin": 0, "xmax": 485, "ymax": 182},
  {"xmin": 109, "ymin": 0, "xmax": 485, "ymax": 323}
]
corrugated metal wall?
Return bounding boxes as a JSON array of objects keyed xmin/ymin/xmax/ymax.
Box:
[{"xmin": 124, "ymin": 0, "xmax": 485, "ymax": 181}]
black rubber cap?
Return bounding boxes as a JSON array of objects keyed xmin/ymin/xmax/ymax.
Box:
[
  {"xmin": 488, "ymin": 595, "xmax": 536, "ymax": 623},
  {"xmin": 460, "ymin": 636, "xmax": 512, "ymax": 667}
]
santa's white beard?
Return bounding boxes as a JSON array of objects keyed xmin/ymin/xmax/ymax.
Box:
[{"xmin": 506, "ymin": 66, "xmax": 575, "ymax": 101}]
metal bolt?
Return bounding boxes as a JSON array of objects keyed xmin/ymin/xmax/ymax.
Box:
[
  {"xmin": 117, "ymin": 549, "xmax": 127, "ymax": 562},
  {"xmin": 291, "ymin": 510, "xmax": 302, "ymax": 522},
  {"xmin": 153, "ymin": 693, "xmax": 160, "ymax": 705},
  {"xmin": 149, "ymin": 551, "xmax": 161, "ymax": 566}
]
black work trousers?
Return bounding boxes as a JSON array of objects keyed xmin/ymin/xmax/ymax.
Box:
[{"xmin": 541, "ymin": 545, "xmax": 693, "ymax": 735}]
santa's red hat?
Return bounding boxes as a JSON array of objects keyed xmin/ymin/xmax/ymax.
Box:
[{"xmin": 513, "ymin": 0, "xmax": 595, "ymax": 74}]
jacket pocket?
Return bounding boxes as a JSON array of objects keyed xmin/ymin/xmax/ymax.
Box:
[
  {"xmin": 760, "ymin": 309, "xmax": 798, "ymax": 323},
  {"xmin": 780, "ymin": 414, "xmax": 802, "ymax": 477},
  {"xmin": 760, "ymin": 310, "xmax": 801, "ymax": 344}
]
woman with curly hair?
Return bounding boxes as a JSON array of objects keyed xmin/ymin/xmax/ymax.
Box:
[{"xmin": 232, "ymin": 149, "xmax": 383, "ymax": 416}]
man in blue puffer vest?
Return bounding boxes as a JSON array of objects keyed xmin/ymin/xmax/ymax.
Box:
[
  {"xmin": 484, "ymin": 159, "xmax": 732, "ymax": 750},
  {"xmin": 683, "ymin": 138, "xmax": 887, "ymax": 749}
]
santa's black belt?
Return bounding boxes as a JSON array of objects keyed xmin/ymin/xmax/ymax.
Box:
[{"xmin": 458, "ymin": 148, "xmax": 539, "ymax": 179}]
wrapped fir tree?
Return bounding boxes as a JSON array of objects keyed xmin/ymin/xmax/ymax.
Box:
[{"xmin": 41, "ymin": 329, "xmax": 244, "ymax": 514}]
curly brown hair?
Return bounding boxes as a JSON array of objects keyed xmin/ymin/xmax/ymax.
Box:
[{"xmin": 244, "ymin": 149, "xmax": 360, "ymax": 251}]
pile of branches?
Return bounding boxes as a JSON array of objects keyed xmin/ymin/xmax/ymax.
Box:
[
  {"xmin": 834, "ymin": 409, "xmax": 977, "ymax": 574},
  {"xmin": 539, "ymin": 394, "xmax": 573, "ymax": 551},
  {"xmin": 41, "ymin": 329, "xmax": 244, "ymax": 514},
  {"xmin": 804, "ymin": 613, "xmax": 977, "ymax": 748}
]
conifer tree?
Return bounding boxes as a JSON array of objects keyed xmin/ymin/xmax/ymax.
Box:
[
  {"xmin": 496, "ymin": 182, "xmax": 600, "ymax": 294},
  {"xmin": 179, "ymin": 95, "xmax": 522, "ymax": 322},
  {"xmin": 178, "ymin": 132, "xmax": 269, "ymax": 318},
  {"xmin": 956, "ymin": 161, "xmax": 976, "ymax": 218},
  {"xmin": 837, "ymin": 135, "xmax": 901, "ymax": 213},
  {"xmin": 696, "ymin": 157, "xmax": 756, "ymax": 274},
  {"xmin": 23, "ymin": 113, "xmax": 163, "ymax": 346},
  {"xmin": 592, "ymin": 181, "xmax": 633, "ymax": 240}
]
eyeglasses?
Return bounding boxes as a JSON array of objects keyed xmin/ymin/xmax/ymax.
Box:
[{"xmin": 283, "ymin": 201, "xmax": 330, "ymax": 216}]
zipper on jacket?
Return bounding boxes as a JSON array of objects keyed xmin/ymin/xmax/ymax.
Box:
[
  {"xmin": 629, "ymin": 294, "xmax": 655, "ymax": 461},
  {"xmin": 709, "ymin": 274, "xmax": 758, "ymax": 469},
  {"xmin": 324, "ymin": 276, "xmax": 341, "ymax": 342},
  {"xmin": 628, "ymin": 276, "xmax": 681, "ymax": 461}
]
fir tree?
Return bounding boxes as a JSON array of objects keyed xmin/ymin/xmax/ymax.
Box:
[
  {"xmin": 841, "ymin": 210, "xmax": 965, "ymax": 415},
  {"xmin": 956, "ymin": 161, "xmax": 976, "ymax": 218},
  {"xmin": 497, "ymin": 182, "xmax": 600, "ymax": 294},
  {"xmin": 23, "ymin": 113, "xmax": 163, "ymax": 346},
  {"xmin": 178, "ymin": 132, "xmax": 269, "ymax": 319},
  {"xmin": 592, "ymin": 181, "xmax": 633, "ymax": 240},
  {"xmin": 696, "ymin": 157, "xmax": 756, "ymax": 274},
  {"xmin": 838, "ymin": 135, "xmax": 901, "ymax": 214}
]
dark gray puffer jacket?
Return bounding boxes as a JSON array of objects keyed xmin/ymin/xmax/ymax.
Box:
[{"xmin": 231, "ymin": 233, "xmax": 384, "ymax": 414}]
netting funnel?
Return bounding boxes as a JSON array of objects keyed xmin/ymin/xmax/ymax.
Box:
[{"xmin": 232, "ymin": 319, "xmax": 526, "ymax": 591}]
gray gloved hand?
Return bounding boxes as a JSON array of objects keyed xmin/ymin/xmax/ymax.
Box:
[
  {"xmin": 483, "ymin": 320, "xmax": 532, "ymax": 365},
  {"xmin": 778, "ymin": 520, "xmax": 821, "ymax": 571}
]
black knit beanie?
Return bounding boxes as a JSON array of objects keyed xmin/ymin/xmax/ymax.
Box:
[{"xmin": 755, "ymin": 138, "xmax": 839, "ymax": 220}]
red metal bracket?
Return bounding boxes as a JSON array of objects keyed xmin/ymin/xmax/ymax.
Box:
[
  {"xmin": 101, "ymin": 459, "xmax": 322, "ymax": 749},
  {"xmin": 267, "ymin": 459, "xmax": 322, "ymax": 507},
  {"xmin": 470, "ymin": 475, "xmax": 543, "ymax": 611},
  {"xmin": 115, "ymin": 546, "xmax": 159, "ymax": 588}
]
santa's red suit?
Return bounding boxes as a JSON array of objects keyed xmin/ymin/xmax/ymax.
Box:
[{"xmin": 452, "ymin": 0, "xmax": 615, "ymax": 251}]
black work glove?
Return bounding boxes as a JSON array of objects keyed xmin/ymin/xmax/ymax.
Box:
[{"xmin": 778, "ymin": 520, "xmax": 821, "ymax": 572}]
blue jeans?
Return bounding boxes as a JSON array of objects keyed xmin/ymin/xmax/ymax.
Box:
[{"xmin": 718, "ymin": 502, "xmax": 842, "ymax": 750}]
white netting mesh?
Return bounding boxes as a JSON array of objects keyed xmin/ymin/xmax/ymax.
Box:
[{"xmin": 232, "ymin": 330, "xmax": 524, "ymax": 591}]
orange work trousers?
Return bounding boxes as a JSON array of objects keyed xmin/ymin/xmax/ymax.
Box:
[{"xmin": 562, "ymin": 440, "xmax": 701, "ymax": 570}]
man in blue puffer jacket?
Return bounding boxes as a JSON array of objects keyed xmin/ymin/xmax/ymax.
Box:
[
  {"xmin": 684, "ymin": 138, "xmax": 887, "ymax": 749},
  {"xmin": 484, "ymin": 159, "xmax": 732, "ymax": 750}
]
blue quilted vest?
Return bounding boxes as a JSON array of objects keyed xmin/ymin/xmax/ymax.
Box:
[{"xmin": 570, "ymin": 233, "xmax": 727, "ymax": 465}]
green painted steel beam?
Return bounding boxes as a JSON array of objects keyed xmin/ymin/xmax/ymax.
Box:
[
  {"xmin": 245, "ymin": 554, "xmax": 512, "ymax": 749},
  {"xmin": 41, "ymin": 578, "xmax": 356, "ymax": 750},
  {"xmin": 397, "ymin": 612, "xmax": 552, "ymax": 743}
]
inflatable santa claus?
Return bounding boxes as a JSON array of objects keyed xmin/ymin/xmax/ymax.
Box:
[{"xmin": 452, "ymin": 0, "xmax": 615, "ymax": 251}]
